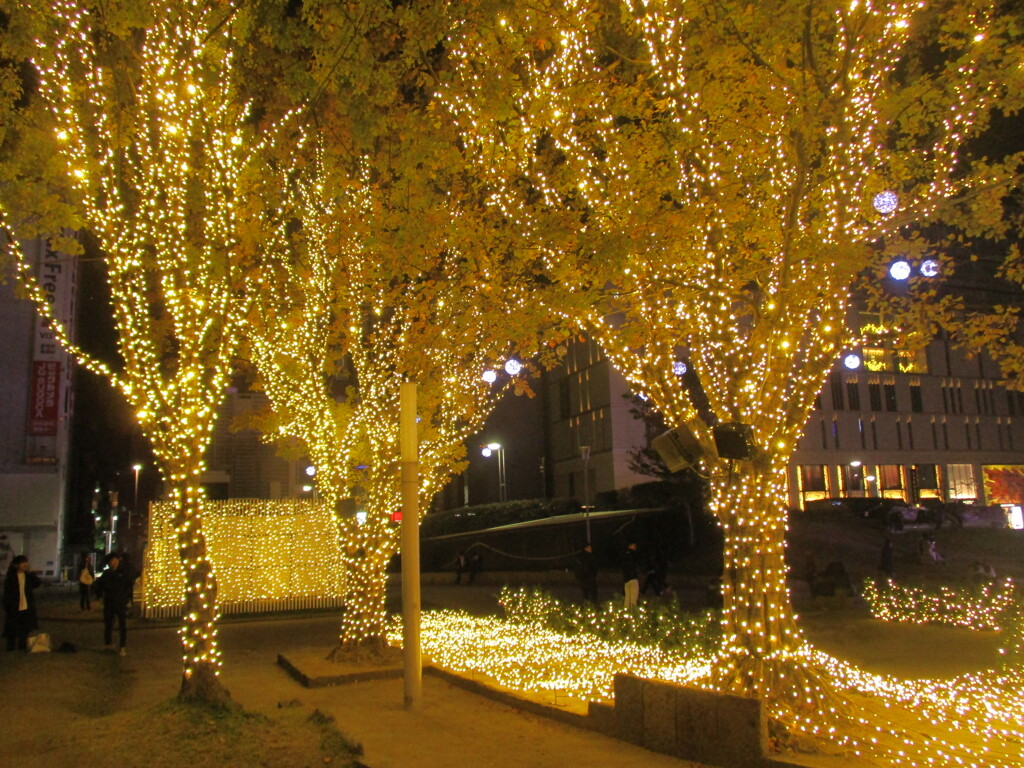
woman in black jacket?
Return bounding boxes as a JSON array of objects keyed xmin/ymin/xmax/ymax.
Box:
[{"xmin": 4, "ymin": 555, "xmax": 42, "ymax": 651}]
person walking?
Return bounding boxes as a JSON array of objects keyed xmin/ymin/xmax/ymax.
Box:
[
  {"xmin": 94, "ymin": 553, "xmax": 132, "ymax": 655},
  {"xmin": 453, "ymin": 551, "xmax": 468, "ymax": 585},
  {"xmin": 878, "ymin": 536, "xmax": 894, "ymax": 579},
  {"xmin": 4, "ymin": 555, "xmax": 41, "ymax": 652},
  {"xmin": 577, "ymin": 543, "xmax": 598, "ymax": 604},
  {"xmin": 78, "ymin": 555, "xmax": 95, "ymax": 611},
  {"xmin": 622, "ymin": 541, "xmax": 641, "ymax": 609}
]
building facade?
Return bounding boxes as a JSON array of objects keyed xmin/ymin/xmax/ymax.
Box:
[
  {"xmin": 534, "ymin": 331, "xmax": 1024, "ymax": 514},
  {"xmin": 792, "ymin": 330, "xmax": 1024, "ymax": 510},
  {"xmin": 0, "ymin": 240, "xmax": 77, "ymax": 578}
]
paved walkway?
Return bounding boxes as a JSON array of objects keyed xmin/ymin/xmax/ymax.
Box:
[{"xmin": 19, "ymin": 591, "xmax": 705, "ymax": 768}]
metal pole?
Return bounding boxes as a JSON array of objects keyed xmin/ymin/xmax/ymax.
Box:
[
  {"xmin": 581, "ymin": 446, "xmax": 591, "ymax": 545},
  {"xmin": 498, "ymin": 447, "xmax": 507, "ymax": 502},
  {"xmin": 399, "ymin": 382, "xmax": 422, "ymax": 711}
]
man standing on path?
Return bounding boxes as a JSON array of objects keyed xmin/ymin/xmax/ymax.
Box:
[
  {"xmin": 577, "ymin": 543, "xmax": 598, "ymax": 604},
  {"xmin": 622, "ymin": 542, "xmax": 640, "ymax": 609},
  {"xmin": 94, "ymin": 553, "xmax": 131, "ymax": 655}
]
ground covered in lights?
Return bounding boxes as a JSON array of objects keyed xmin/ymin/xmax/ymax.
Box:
[{"xmin": 382, "ymin": 599, "xmax": 1023, "ymax": 767}]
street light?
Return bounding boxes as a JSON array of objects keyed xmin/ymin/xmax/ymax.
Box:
[
  {"xmin": 131, "ymin": 463, "xmax": 142, "ymax": 529},
  {"xmin": 580, "ymin": 445, "xmax": 592, "ymax": 545},
  {"xmin": 481, "ymin": 442, "xmax": 507, "ymax": 502}
]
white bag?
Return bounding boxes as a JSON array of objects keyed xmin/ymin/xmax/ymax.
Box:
[{"xmin": 28, "ymin": 632, "xmax": 51, "ymax": 653}]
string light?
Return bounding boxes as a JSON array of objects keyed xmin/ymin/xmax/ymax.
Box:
[
  {"xmin": 246, "ymin": 129, "xmax": 541, "ymax": 650},
  {"xmin": 13, "ymin": 0, "xmax": 275, "ymax": 699},
  {"xmin": 437, "ymin": 0, "xmax": 1019, "ymax": 759},
  {"xmin": 144, "ymin": 499, "xmax": 347, "ymax": 611}
]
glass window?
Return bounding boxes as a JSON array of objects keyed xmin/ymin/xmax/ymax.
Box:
[
  {"xmin": 846, "ymin": 379, "xmax": 861, "ymax": 411},
  {"xmin": 946, "ymin": 463, "xmax": 976, "ymax": 500},
  {"xmin": 842, "ymin": 463, "xmax": 866, "ymax": 492},
  {"xmin": 869, "ymin": 381, "xmax": 882, "ymax": 412},
  {"xmin": 896, "ymin": 349, "xmax": 928, "ymax": 374},
  {"xmin": 879, "ymin": 464, "xmax": 903, "ymax": 491},
  {"xmin": 830, "ymin": 374, "xmax": 844, "ymax": 410},
  {"xmin": 862, "ymin": 348, "xmax": 893, "ymax": 372},
  {"xmin": 910, "ymin": 382, "xmax": 923, "ymax": 413},
  {"xmin": 884, "ymin": 380, "xmax": 898, "ymax": 411},
  {"xmin": 800, "ymin": 465, "xmax": 827, "ymax": 493}
]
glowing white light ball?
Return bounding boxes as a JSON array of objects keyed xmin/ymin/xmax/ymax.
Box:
[
  {"xmin": 873, "ymin": 190, "xmax": 899, "ymax": 214},
  {"xmin": 889, "ymin": 260, "xmax": 912, "ymax": 280}
]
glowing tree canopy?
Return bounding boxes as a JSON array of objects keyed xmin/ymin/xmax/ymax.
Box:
[
  {"xmin": 5, "ymin": 0, "xmax": 284, "ymax": 704},
  {"xmin": 439, "ymin": 0, "xmax": 1024, "ymax": 750}
]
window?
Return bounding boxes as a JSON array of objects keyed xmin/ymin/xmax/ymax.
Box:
[
  {"xmin": 842, "ymin": 463, "xmax": 866, "ymax": 492},
  {"xmin": 896, "ymin": 348, "xmax": 928, "ymax": 374},
  {"xmin": 915, "ymin": 464, "xmax": 939, "ymax": 489},
  {"xmin": 558, "ymin": 379, "xmax": 571, "ymax": 420},
  {"xmin": 862, "ymin": 348, "xmax": 893, "ymax": 372},
  {"xmin": 910, "ymin": 381, "xmax": 923, "ymax": 413},
  {"xmin": 800, "ymin": 465, "xmax": 827, "ymax": 492},
  {"xmin": 846, "ymin": 378, "xmax": 861, "ymax": 411},
  {"xmin": 830, "ymin": 374, "xmax": 844, "ymax": 410},
  {"xmin": 869, "ymin": 379, "xmax": 882, "ymax": 412},
  {"xmin": 879, "ymin": 464, "xmax": 903, "ymax": 494},
  {"xmin": 945, "ymin": 464, "xmax": 976, "ymax": 500},
  {"xmin": 884, "ymin": 379, "xmax": 898, "ymax": 411}
]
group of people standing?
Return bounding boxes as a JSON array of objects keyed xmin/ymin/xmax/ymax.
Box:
[
  {"xmin": 577, "ymin": 539, "xmax": 668, "ymax": 608},
  {"xmin": 3, "ymin": 552, "xmax": 134, "ymax": 654}
]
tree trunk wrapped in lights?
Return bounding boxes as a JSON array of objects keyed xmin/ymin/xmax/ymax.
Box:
[
  {"xmin": 3, "ymin": 0, "xmax": 281, "ymax": 704},
  {"xmin": 441, "ymin": 0, "xmax": 1024, "ymax": 757}
]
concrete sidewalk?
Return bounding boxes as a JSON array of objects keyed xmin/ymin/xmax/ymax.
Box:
[{"xmin": 22, "ymin": 592, "xmax": 707, "ymax": 768}]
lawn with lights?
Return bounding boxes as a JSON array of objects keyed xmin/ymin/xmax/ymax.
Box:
[{"xmin": 385, "ymin": 585, "xmax": 1024, "ymax": 766}]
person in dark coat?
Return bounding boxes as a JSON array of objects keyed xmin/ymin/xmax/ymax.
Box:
[
  {"xmin": 622, "ymin": 542, "xmax": 641, "ymax": 608},
  {"xmin": 94, "ymin": 553, "xmax": 132, "ymax": 655},
  {"xmin": 878, "ymin": 536, "xmax": 894, "ymax": 578},
  {"xmin": 467, "ymin": 551, "xmax": 483, "ymax": 584},
  {"xmin": 453, "ymin": 551, "xmax": 468, "ymax": 584},
  {"xmin": 577, "ymin": 544, "xmax": 598, "ymax": 604},
  {"xmin": 4, "ymin": 555, "xmax": 41, "ymax": 651}
]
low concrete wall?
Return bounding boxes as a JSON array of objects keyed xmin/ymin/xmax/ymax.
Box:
[{"xmin": 608, "ymin": 674, "xmax": 774, "ymax": 768}]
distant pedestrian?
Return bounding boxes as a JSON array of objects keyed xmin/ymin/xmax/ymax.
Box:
[
  {"xmin": 622, "ymin": 542, "xmax": 641, "ymax": 609},
  {"xmin": 878, "ymin": 536, "xmax": 894, "ymax": 578},
  {"xmin": 927, "ymin": 536, "xmax": 943, "ymax": 564},
  {"xmin": 641, "ymin": 546, "xmax": 668, "ymax": 597},
  {"xmin": 94, "ymin": 553, "xmax": 132, "ymax": 655},
  {"xmin": 972, "ymin": 561, "xmax": 996, "ymax": 582},
  {"xmin": 468, "ymin": 552, "xmax": 483, "ymax": 584},
  {"xmin": 4, "ymin": 555, "xmax": 41, "ymax": 652},
  {"xmin": 78, "ymin": 555, "xmax": 94, "ymax": 611},
  {"xmin": 453, "ymin": 551, "xmax": 468, "ymax": 585},
  {"xmin": 577, "ymin": 544, "xmax": 598, "ymax": 604}
]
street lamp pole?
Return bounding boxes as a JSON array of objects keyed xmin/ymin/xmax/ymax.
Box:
[
  {"xmin": 131, "ymin": 463, "xmax": 142, "ymax": 529},
  {"xmin": 482, "ymin": 443, "xmax": 508, "ymax": 503},
  {"xmin": 580, "ymin": 445, "xmax": 591, "ymax": 545}
]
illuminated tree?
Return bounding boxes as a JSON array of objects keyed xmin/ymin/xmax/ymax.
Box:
[
  {"xmin": 242, "ymin": 2, "xmax": 550, "ymax": 650},
  {"xmin": 3, "ymin": 0, "xmax": 279, "ymax": 704},
  {"xmin": 246, "ymin": 127, "xmax": 540, "ymax": 650},
  {"xmin": 441, "ymin": 0, "xmax": 1023, "ymax": 751}
]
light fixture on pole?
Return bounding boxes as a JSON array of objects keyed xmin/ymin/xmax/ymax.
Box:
[
  {"xmin": 481, "ymin": 442, "xmax": 507, "ymax": 502},
  {"xmin": 580, "ymin": 445, "xmax": 591, "ymax": 545},
  {"xmin": 131, "ymin": 463, "xmax": 142, "ymax": 529}
]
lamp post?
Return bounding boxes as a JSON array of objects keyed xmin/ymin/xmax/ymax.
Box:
[
  {"xmin": 481, "ymin": 443, "xmax": 507, "ymax": 502},
  {"xmin": 131, "ymin": 463, "xmax": 142, "ymax": 529},
  {"xmin": 580, "ymin": 445, "xmax": 591, "ymax": 545}
]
